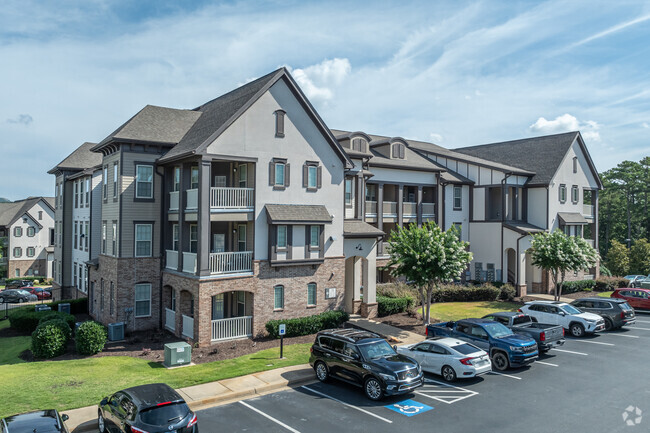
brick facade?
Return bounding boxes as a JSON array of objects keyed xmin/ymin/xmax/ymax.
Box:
[
  {"xmin": 8, "ymin": 258, "xmax": 47, "ymax": 279},
  {"xmin": 88, "ymin": 255, "xmax": 161, "ymax": 334},
  {"xmin": 161, "ymin": 257, "xmax": 346, "ymax": 346}
]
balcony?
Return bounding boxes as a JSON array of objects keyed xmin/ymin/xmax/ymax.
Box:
[
  {"xmin": 212, "ymin": 316, "xmax": 253, "ymax": 341},
  {"xmin": 403, "ymin": 202, "xmax": 417, "ymax": 218},
  {"xmin": 182, "ymin": 314, "xmax": 194, "ymax": 339},
  {"xmin": 169, "ymin": 191, "xmax": 179, "ymax": 211},
  {"xmin": 165, "ymin": 308, "xmax": 175, "ymax": 331},
  {"xmin": 210, "ymin": 251, "xmax": 253, "ymax": 275},
  {"xmin": 210, "ymin": 187, "xmax": 254, "ymax": 211},
  {"xmin": 182, "ymin": 252, "xmax": 197, "ymax": 274},
  {"xmin": 583, "ymin": 204, "xmax": 594, "ymax": 218},
  {"xmin": 186, "ymin": 189, "xmax": 198, "ymax": 210},
  {"xmin": 166, "ymin": 250, "xmax": 178, "ymax": 269},
  {"xmin": 383, "ymin": 201, "xmax": 397, "ymax": 217},
  {"xmin": 365, "ymin": 200, "xmax": 377, "ymax": 215},
  {"xmin": 422, "ymin": 203, "xmax": 435, "ymax": 217}
]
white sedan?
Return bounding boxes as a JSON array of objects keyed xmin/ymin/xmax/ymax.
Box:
[{"xmin": 397, "ymin": 337, "xmax": 491, "ymax": 382}]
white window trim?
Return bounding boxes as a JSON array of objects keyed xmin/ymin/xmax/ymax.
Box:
[
  {"xmin": 275, "ymin": 162, "xmax": 285, "ymax": 187},
  {"xmin": 274, "ymin": 285, "xmax": 284, "ymax": 310},
  {"xmin": 134, "ymin": 224, "xmax": 153, "ymax": 257},
  {"xmin": 134, "ymin": 283, "xmax": 152, "ymax": 317},
  {"xmin": 135, "ymin": 165, "xmax": 154, "ymax": 199},
  {"xmin": 453, "ymin": 186, "xmax": 462, "ymax": 210}
]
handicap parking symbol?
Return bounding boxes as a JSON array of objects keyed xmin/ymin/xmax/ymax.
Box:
[{"xmin": 385, "ymin": 399, "xmax": 433, "ymax": 417}]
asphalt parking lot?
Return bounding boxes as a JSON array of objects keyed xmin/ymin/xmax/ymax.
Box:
[{"xmin": 197, "ymin": 313, "xmax": 650, "ymax": 433}]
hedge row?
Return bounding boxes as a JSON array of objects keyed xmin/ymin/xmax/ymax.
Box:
[
  {"xmin": 561, "ymin": 277, "xmax": 629, "ymax": 294},
  {"xmin": 48, "ymin": 298, "xmax": 88, "ymax": 315},
  {"xmin": 429, "ymin": 284, "xmax": 501, "ymax": 302},
  {"xmin": 377, "ymin": 296, "xmax": 415, "ymax": 317},
  {"xmin": 561, "ymin": 280, "xmax": 596, "ymax": 294},
  {"xmin": 266, "ymin": 310, "xmax": 349, "ymax": 339},
  {"xmin": 4, "ymin": 277, "xmax": 52, "ymax": 285},
  {"xmin": 9, "ymin": 309, "xmax": 75, "ymax": 334}
]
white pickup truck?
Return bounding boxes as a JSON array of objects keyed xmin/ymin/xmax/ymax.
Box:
[{"xmin": 519, "ymin": 301, "xmax": 605, "ymax": 337}]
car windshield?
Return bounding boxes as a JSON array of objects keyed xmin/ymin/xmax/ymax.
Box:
[
  {"xmin": 358, "ymin": 340, "xmax": 396, "ymax": 360},
  {"xmin": 483, "ymin": 322, "xmax": 514, "ymax": 338},
  {"xmin": 452, "ymin": 343, "xmax": 482, "ymax": 355},
  {"xmin": 18, "ymin": 290, "xmax": 31, "ymax": 295},
  {"xmin": 139, "ymin": 402, "xmax": 190, "ymax": 425},
  {"xmin": 561, "ymin": 305, "xmax": 582, "ymax": 315}
]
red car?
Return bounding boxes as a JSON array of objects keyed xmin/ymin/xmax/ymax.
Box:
[
  {"xmin": 611, "ymin": 288, "xmax": 650, "ymax": 311},
  {"xmin": 27, "ymin": 287, "xmax": 52, "ymax": 300}
]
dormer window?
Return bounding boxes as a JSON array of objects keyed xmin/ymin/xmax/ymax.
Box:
[
  {"xmin": 274, "ymin": 110, "xmax": 285, "ymax": 138},
  {"xmin": 351, "ymin": 138, "xmax": 367, "ymax": 152},
  {"xmin": 392, "ymin": 143, "xmax": 405, "ymax": 159}
]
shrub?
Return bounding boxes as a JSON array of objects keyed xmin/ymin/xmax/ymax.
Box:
[
  {"xmin": 377, "ymin": 282, "xmax": 417, "ymax": 299},
  {"xmin": 76, "ymin": 321, "xmax": 107, "ymax": 355},
  {"xmin": 561, "ymin": 280, "xmax": 596, "ymax": 294},
  {"xmin": 31, "ymin": 320, "xmax": 69, "ymax": 359},
  {"xmin": 599, "ymin": 265, "xmax": 612, "ymax": 277},
  {"xmin": 38, "ymin": 311, "xmax": 75, "ymax": 331},
  {"xmin": 9, "ymin": 309, "xmax": 48, "ymax": 333},
  {"xmin": 594, "ymin": 276, "xmax": 629, "ymax": 292},
  {"xmin": 429, "ymin": 284, "xmax": 500, "ymax": 303},
  {"xmin": 498, "ymin": 284, "xmax": 517, "ymax": 301},
  {"xmin": 377, "ymin": 295, "xmax": 415, "ymax": 317},
  {"xmin": 265, "ymin": 310, "xmax": 349, "ymax": 339},
  {"xmin": 47, "ymin": 298, "xmax": 88, "ymax": 314}
]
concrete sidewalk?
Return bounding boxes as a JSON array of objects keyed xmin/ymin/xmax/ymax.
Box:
[
  {"xmin": 66, "ymin": 364, "xmax": 315, "ymax": 433},
  {"xmin": 348, "ymin": 315, "xmax": 424, "ymax": 345},
  {"xmin": 525, "ymin": 293, "xmax": 575, "ymax": 303}
]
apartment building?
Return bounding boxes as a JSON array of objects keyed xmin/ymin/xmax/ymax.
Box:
[
  {"xmin": 50, "ymin": 67, "xmax": 600, "ymax": 346},
  {"xmin": 0, "ymin": 197, "xmax": 55, "ymax": 280}
]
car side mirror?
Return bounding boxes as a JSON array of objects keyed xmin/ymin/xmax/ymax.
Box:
[
  {"xmin": 61, "ymin": 414, "xmax": 69, "ymax": 422},
  {"xmin": 100, "ymin": 398, "xmax": 108, "ymax": 406},
  {"xmin": 393, "ymin": 345, "xmax": 398, "ymax": 351},
  {"xmin": 559, "ymin": 312, "xmax": 566, "ymax": 316}
]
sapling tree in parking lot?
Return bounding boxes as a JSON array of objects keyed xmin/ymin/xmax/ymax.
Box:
[
  {"xmin": 387, "ymin": 222, "xmax": 472, "ymax": 325},
  {"xmin": 530, "ymin": 230, "xmax": 600, "ymax": 301}
]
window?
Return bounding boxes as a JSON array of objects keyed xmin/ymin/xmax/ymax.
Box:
[
  {"xmin": 189, "ymin": 224, "xmax": 198, "ymax": 253},
  {"xmin": 365, "ymin": 184, "xmax": 377, "ymax": 201},
  {"xmin": 238, "ymin": 224, "xmax": 246, "ymax": 251},
  {"xmin": 79, "ymin": 264, "xmax": 84, "ymax": 291},
  {"xmin": 27, "ymin": 269, "xmax": 33, "ymax": 276},
  {"xmin": 275, "ymin": 110, "xmax": 285, "ymax": 138},
  {"xmin": 351, "ymin": 138, "xmax": 367, "ymax": 152},
  {"xmin": 237, "ymin": 291, "xmax": 245, "ymax": 316},
  {"xmin": 135, "ymin": 165, "xmax": 153, "ymax": 198},
  {"xmin": 275, "ymin": 162, "xmax": 285, "ymax": 186},
  {"xmin": 303, "ymin": 163, "xmax": 321, "ymax": 190},
  {"xmin": 100, "ymin": 279, "xmax": 105, "ymax": 312},
  {"xmin": 13, "ymin": 247, "xmax": 22, "ymax": 258},
  {"xmin": 80, "ymin": 179, "xmax": 85, "ymax": 207},
  {"xmin": 345, "ymin": 178, "xmax": 353, "ymax": 207},
  {"xmin": 571, "ymin": 185, "xmax": 579, "ymax": 204},
  {"xmin": 38, "ymin": 211, "xmax": 42, "ymax": 220},
  {"xmin": 86, "ymin": 178, "xmax": 90, "ymax": 206},
  {"xmin": 14, "ymin": 227, "xmax": 22, "ymax": 237},
  {"xmin": 239, "ymin": 164, "xmax": 247, "ymax": 188},
  {"xmin": 172, "ymin": 224, "xmax": 179, "ymax": 251},
  {"xmin": 559, "ymin": 184, "xmax": 567, "ymax": 203},
  {"xmin": 573, "ymin": 156, "xmax": 578, "ymax": 173},
  {"xmin": 274, "ymin": 285, "xmax": 284, "ymax": 309},
  {"xmin": 113, "ymin": 163, "xmax": 119, "ymax": 198},
  {"xmin": 26, "ymin": 247, "xmax": 35, "ymax": 257},
  {"xmin": 307, "ymin": 282, "xmax": 317, "ymax": 306},
  {"xmin": 112, "ymin": 222, "xmax": 117, "ymax": 256},
  {"xmin": 103, "ymin": 165, "xmax": 108, "ymax": 200},
  {"xmin": 269, "ymin": 158, "xmax": 289, "ymax": 188},
  {"xmin": 308, "ymin": 166, "xmax": 317, "ymax": 188},
  {"xmin": 14, "ymin": 269, "xmax": 20, "ymax": 277},
  {"xmin": 110, "ymin": 282, "xmax": 115, "ymax": 316},
  {"xmin": 74, "ymin": 181, "xmax": 78, "ymax": 208},
  {"xmin": 392, "ymin": 143, "xmax": 405, "ymax": 159},
  {"xmin": 27, "ymin": 227, "xmax": 35, "ymax": 237},
  {"xmin": 277, "ymin": 225, "xmax": 287, "ymax": 249},
  {"xmin": 173, "ymin": 167, "xmax": 181, "ymax": 191},
  {"xmin": 73, "ymin": 264, "xmax": 77, "ymax": 289},
  {"xmin": 74, "ymin": 221, "xmax": 78, "ymax": 249},
  {"xmin": 135, "ymin": 224, "xmax": 152, "ymax": 257},
  {"xmin": 190, "ymin": 166, "xmax": 199, "ymax": 189},
  {"xmin": 84, "ymin": 221, "xmax": 89, "ymax": 251},
  {"xmin": 453, "ymin": 186, "xmax": 462, "ymax": 210},
  {"xmin": 49, "ymin": 228, "xmax": 54, "ymax": 246},
  {"xmin": 310, "ymin": 225, "xmax": 320, "ymax": 248},
  {"xmin": 135, "ymin": 283, "xmax": 152, "ymax": 317}
]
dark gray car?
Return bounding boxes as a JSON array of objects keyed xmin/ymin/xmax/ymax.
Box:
[
  {"xmin": 0, "ymin": 289, "xmax": 37, "ymax": 303},
  {"xmin": 570, "ymin": 298, "xmax": 636, "ymax": 330}
]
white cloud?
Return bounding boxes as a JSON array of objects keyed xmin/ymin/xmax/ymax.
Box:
[
  {"xmin": 6, "ymin": 114, "xmax": 33, "ymax": 125},
  {"xmin": 429, "ymin": 133, "xmax": 443, "ymax": 143},
  {"xmin": 289, "ymin": 58, "xmax": 351, "ymax": 105},
  {"xmin": 529, "ymin": 114, "xmax": 601, "ymax": 141},
  {"xmin": 642, "ymin": 122, "xmax": 649, "ymax": 128}
]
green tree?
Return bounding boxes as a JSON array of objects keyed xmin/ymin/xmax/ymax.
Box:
[
  {"xmin": 605, "ymin": 240, "xmax": 629, "ymax": 277},
  {"xmin": 387, "ymin": 222, "xmax": 472, "ymax": 325},
  {"xmin": 530, "ymin": 230, "xmax": 600, "ymax": 301},
  {"xmin": 629, "ymin": 238, "xmax": 650, "ymax": 275}
]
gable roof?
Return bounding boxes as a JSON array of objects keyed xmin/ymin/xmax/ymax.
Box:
[
  {"xmin": 453, "ymin": 131, "xmax": 601, "ymax": 188},
  {"xmin": 48, "ymin": 141, "xmax": 102, "ymax": 174},
  {"xmin": 0, "ymin": 197, "xmax": 53, "ymax": 227},
  {"xmin": 159, "ymin": 68, "xmax": 352, "ymax": 168},
  {"xmin": 265, "ymin": 204, "xmax": 333, "ymax": 224}
]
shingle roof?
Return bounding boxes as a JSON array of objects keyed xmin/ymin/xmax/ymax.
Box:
[
  {"xmin": 93, "ymin": 105, "xmax": 202, "ymax": 151},
  {"xmin": 343, "ymin": 220, "xmax": 385, "ymax": 238},
  {"xmin": 504, "ymin": 221, "xmax": 546, "ymax": 235},
  {"xmin": 265, "ymin": 204, "xmax": 333, "ymax": 224},
  {"xmin": 48, "ymin": 141, "xmax": 102, "ymax": 174},
  {"xmin": 558, "ymin": 212, "xmax": 589, "ymax": 225},
  {"xmin": 453, "ymin": 132, "xmax": 579, "ymax": 185},
  {"xmin": 0, "ymin": 197, "xmax": 53, "ymax": 227}
]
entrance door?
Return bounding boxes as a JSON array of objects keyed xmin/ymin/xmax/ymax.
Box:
[
  {"xmin": 212, "ymin": 294, "xmax": 224, "ymax": 320},
  {"xmin": 238, "ymin": 225, "xmax": 247, "ymax": 251},
  {"xmin": 212, "ymin": 234, "xmax": 225, "ymax": 253}
]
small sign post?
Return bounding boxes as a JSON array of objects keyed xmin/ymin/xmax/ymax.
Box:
[{"xmin": 279, "ymin": 324, "xmax": 286, "ymax": 359}]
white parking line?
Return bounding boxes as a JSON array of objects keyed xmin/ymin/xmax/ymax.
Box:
[
  {"xmin": 629, "ymin": 327, "xmax": 650, "ymax": 331},
  {"xmin": 553, "ymin": 348, "xmax": 588, "ymax": 356},
  {"xmin": 605, "ymin": 333, "xmax": 639, "ymax": 338},
  {"xmin": 535, "ymin": 361, "xmax": 559, "ymax": 367},
  {"xmin": 487, "ymin": 371, "xmax": 522, "ymax": 380},
  {"xmin": 301, "ymin": 385, "xmax": 393, "ymax": 424},
  {"xmin": 634, "ymin": 320, "xmax": 650, "ymax": 324},
  {"xmin": 416, "ymin": 378, "xmax": 478, "ymax": 404},
  {"xmin": 239, "ymin": 401, "xmax": 302, "ymax": 433},
  {"xmin": 569, "ymin": 340, "xmax": 615, "ymax": 346}
]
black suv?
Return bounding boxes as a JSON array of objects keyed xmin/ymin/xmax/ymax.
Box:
[
  {"xmin": 4, "ymin": 280, "xmax": 32, "ymax": 290},
  {"xmin": 98, "ymin": 383, "xmax": 198, "ymax": 433},
  {"xmin": 570, "ymin": 298, "xmax": 636, "ymax": 330},
  {"xmin": 309, "ymin": 328, "xmax": 423, "ymax": 401},
  {"xmin": 1, "ymin": 410, "xmax": 69, "ymax": 433}
]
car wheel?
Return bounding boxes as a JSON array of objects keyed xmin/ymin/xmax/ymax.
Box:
[
  {"xmin": 364, "ymin": 377, "xmax": 384, "ymax": 401},
  {"xmin": 98, "ymin": 411, "xmax": 106, "ymax": 433},
  {"xmin": 604, "ymin": 318, "xmax": 613, "ymax": 331},
  {"xmin": 18, "ymin": 298, "xmax": 24, "ymax": 303},
  {"xmin": 315, "ymin": 361, "xmax": 329, "ymax": 382},
  {"xmin": 570, "ymin": 323, "xmax": 585, "ymax": 337},
  {"xmin": 0, "ymin": 298, "xmax": 4, "ymax": 304},
  {"xmin": 492, "ymin": 351, "xmax": 509, "ymax": 371},
  {"xmin": 441, "ymin": 365, "xmax": 457, "ymax": 382}
]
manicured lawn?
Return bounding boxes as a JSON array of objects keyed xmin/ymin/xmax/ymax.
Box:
[
  {"xmin": 0, "ymin": 319, "xmax": 31, "ymax": 365},
  {"xmin": 420, "ymin": 301, "xmax": 521, "ymax": 322},
  {"xmin": 0, "ymin": 342, "xmax": 311, "ymax": 417},
  {"xmin": 597, "ymin": 291, "xmax": 613, "ymax": 298}
]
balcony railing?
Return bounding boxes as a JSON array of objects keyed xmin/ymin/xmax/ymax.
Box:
[
  {"xmin": 383, "ymin": 201, "xmax": 397, "ymax": 216},
  {"xmin": 186, "ymin": 189, "xmax": 198, "ymax": 210},
  {"xmin": 182, "ymin": 252, "xmax": 197, "ymax": 274},
  {"xmin": 403, "ymin": 202, "xmax": 417, "ymax": 217},
  {"xmin": 165, "ymin": 308, "xmax": 175, "ymax": 331},
  {"xmin": 182, "ymin": 315, "xmax": 193, "ymax": 339},
  {"xmin": 169, "ymin": 191, "xmax": 179, "ymax": 211},
  {"xmin": 210, "ymin": 187, "xmax": 254, "ymax": 210},
  {"xmin": 365, "ymin": 200, "xmax": 377, "ymax": 215},
  {"xmin": 585, "ymin": 239, "xmax": 595, "ymax": 247},
  {"xmin": 583, "ymin": 204, "xmax": 594, "ymax": 217},
  {"xmin": 166, "ymin": 250, "xmax": 178, "ymax": 270},
  {"xmin": 210, "ymin": 251, "xmax": 253, "ymax": 274},
  {"xmin": 212, "ymin": 316, "xmax": 253, "ymax": 341},
  {"xmin": 422, "ymin": 203, "xmax": 435, "ymax": 216}
]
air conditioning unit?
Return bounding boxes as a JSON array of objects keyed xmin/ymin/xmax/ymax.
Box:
[
  {"xmin": 164, "ymin": 342, "xmax": 191, "ymax": 368},
  {"xmin": 107, "ymin": 322, "xmax": 125, "ymax": 341},
  {"xmin": 58, "ymin": 303, "xmax": 71, "ymax": 314},
  {"xmin": 35, "ymin": 305, "xmax": 51, "ymax": 312}
]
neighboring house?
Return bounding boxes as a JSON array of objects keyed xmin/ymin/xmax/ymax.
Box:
[
  {"xmin": 48, "ymin": 142, "xmax": 103, "ymax": 300},
  {"xmin": 49, "ymin": 67, "xmax": 601, "ymax": 346},
  {"xmin": 0, "ymin": 197, "xmax": 55, "ymax": 280}
]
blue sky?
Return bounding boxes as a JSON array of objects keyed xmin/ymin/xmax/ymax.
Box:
[{"xmin": 1, "ymin": 0, "xmax": 649, "ymax": 200}]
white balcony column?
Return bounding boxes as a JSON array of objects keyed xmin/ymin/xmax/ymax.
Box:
[
  {"xmin": 397, "ymin": 184, "xmax": 404, "ymax": 227},
  {"xmin": 417, "ymin": 186, "xmax": 423, "ymax": 227},
  {"xmin": 377, "ymin": 183, "xmax": 384, "ymax": 255},
  {"xmin": 197, "ymin": 158, "xmax": 212, "ymax": 276}
]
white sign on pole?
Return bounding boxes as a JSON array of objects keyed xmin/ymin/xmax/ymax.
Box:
[{"xmin": 279, "ymin": 324, "xmax": 286, "ymax": 336}]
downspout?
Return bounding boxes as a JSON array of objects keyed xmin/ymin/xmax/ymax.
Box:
[
  {"xmin": 440, "ymin": 180, "xmax": 449, "ymax": 229},
  {"xmin": 500, "ymin": 173, "xmax": 513, "ymax": 282},
  {"xmin": 515, "ymin": 232, "xmax": 526, "ymax": 296},
  {"xmin": 155, "ymin": 165, "xmax": 165, "ymax": 331}
]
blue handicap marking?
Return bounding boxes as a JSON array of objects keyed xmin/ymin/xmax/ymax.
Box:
[{"xmin": 385, "ymin": 399, "xmax": 433, "ymax": 417}]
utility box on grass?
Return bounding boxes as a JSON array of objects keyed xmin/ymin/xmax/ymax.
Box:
[{"xmin": 164, "ymin": 342, "xmax": 191, "ymax": 368}]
